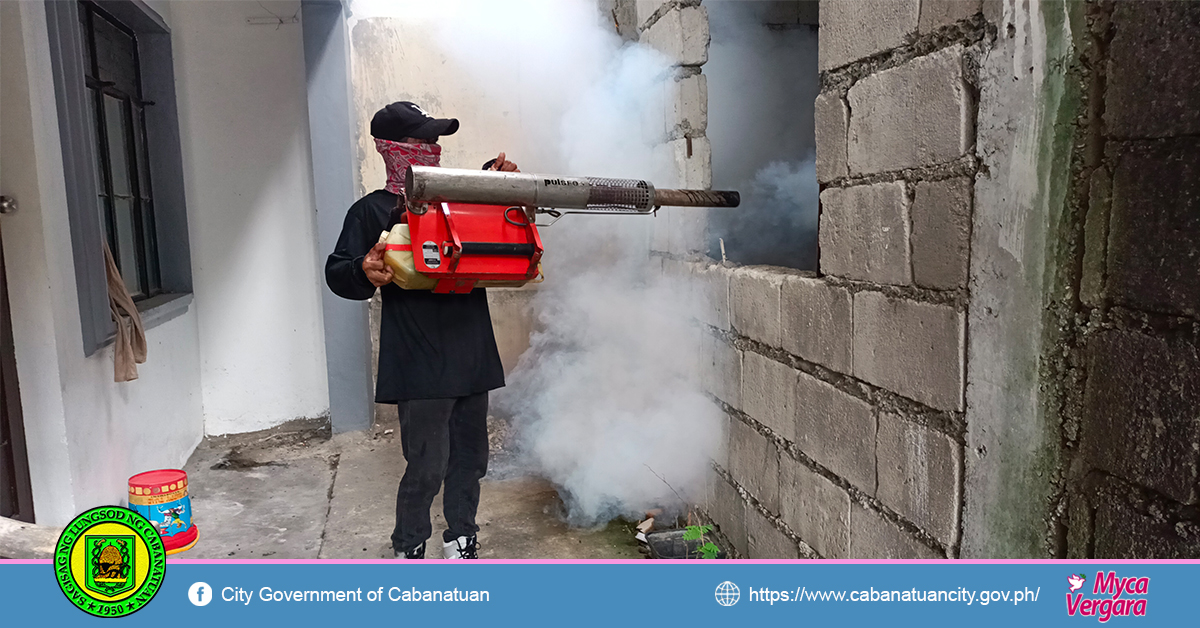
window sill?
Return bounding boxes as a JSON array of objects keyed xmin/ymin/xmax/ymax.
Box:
[
  {"xmin": 137, "ymin": 292, "xmax": 193, "ymax": 330},
  {"xmin": 95, "ymin": 292, "xmax": 193, "ymax": 351}
]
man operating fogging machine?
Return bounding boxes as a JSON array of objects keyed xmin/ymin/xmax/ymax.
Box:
[
  {"xmin": 327, "ymin": 101, "xmax": 740, "ymax": 560},
  {"xmin": 325, "ymin": 102, "xmax": 517, "ymax": 560}
]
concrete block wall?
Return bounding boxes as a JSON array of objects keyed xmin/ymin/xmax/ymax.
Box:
[
  {"xmin": 683, "ymin": 256, "xmax": 971, "ymax": 558},
  {"xmin": 1055, "ymin": 1, "xmax": 1200, "ymax": 559},
  {"xmin": 663, "ymin": 1, "xmax": 994, "ymax": 559},
  {"xmin": 641, "ymin": 0, "xmax": 1200, "ymax": 559}
]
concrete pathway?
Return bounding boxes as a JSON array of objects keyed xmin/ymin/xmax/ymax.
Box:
[
  {"xmin": 182, "ymin": 419, "xmax": 640, "ymax": 560},
  {"xmin": 0, "ymin": 516, "xmax": 61, "ymax": 559}
]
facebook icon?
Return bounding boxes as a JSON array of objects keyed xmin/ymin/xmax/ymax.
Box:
[{"xmin": 188, "ymin": 582, "xmax": 213, "ymax": 607}]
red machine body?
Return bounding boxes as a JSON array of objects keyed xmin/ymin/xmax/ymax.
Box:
[{"xmin": 407, "ymin": 202, "xmax": 544, "ymax": 294}]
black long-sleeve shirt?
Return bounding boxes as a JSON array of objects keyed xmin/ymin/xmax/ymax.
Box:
[{"xmin": 325, "ymin": 189, "xmax": 505, "ymax": 402}]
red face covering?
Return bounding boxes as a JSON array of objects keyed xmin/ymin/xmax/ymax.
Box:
[{"xmin": 375, "ymin": 138, "xmax": 442, "ymax": 195}]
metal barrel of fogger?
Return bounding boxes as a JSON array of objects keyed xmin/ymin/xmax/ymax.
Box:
[{"xmin": 405, "ymin": 166, "xmax": 740, "ymax": 211}]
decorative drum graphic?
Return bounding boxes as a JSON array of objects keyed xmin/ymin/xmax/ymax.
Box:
[{"xmin": 128, "ymin": 469, "xmax": 198, "ymax": 555}]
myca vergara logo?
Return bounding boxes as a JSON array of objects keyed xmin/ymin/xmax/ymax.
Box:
[
  {"xmin": 54, "ymin": 506, "xmax": 166, "ymax": 617},
  {"xmin": 1066, "ymin": 571, "xmax": 1148, "ymax": 622}
]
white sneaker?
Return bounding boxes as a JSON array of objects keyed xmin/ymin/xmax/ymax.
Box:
[{"xmin": 442, "ymin": 535, "xmax": 479, "ymax": 559}]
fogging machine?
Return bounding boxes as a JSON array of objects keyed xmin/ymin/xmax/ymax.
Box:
[{"xmin": 380, "ymin": 166, "xmax": 740, "ymax": 293}]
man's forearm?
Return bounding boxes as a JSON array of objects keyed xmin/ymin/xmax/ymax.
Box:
[{"xmin": 326, "ymin": 253, "xmax": 378, "ymax": 300}]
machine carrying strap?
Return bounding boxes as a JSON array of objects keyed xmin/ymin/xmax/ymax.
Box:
[
  {"xmin": 459, "ymin": 242, "xmax": 536, "ymax": 256},
  {"xmin": 384, "ymin": 240, "xmax": 535, "ymax": 258},
  {"xmin": 388, "ymin": 193, "xmax": 408, "ymax": 229}
]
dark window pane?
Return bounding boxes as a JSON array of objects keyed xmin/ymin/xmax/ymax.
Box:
[
  {"xmin": 87, "ymin": 89, "xmax": 115, "ymax": 249},
  {"xmin": 112, "ymin": 197, "xmax": 142, "ymax": 298},
  {"xmin": 142, "ymin": 201, "xmax": 160, "ymax": 293},
  {"xmin": 78, "ymin": 5, "xmax": 94, "ymax": 78},
  {"xmin": 81, "ymin": 2, "xmax": 161, "ymax": 302},
  {"xmin": 132, "ymin": 106, "xmax": 152, "ymax": 201},
  {"xmin": 103, "ymin": 95, "xmax": 132, "ymax": 198},
  {"xmin": 98, "ymin": 195, "xmax": 115, "ymax": 256},
  {"xmin": 92, "ymin": 10, "xmax": 138, "ymax": 96},
  {"xmin": 84, "ymin": 89, "xmax": 105, "ymax": 196}
]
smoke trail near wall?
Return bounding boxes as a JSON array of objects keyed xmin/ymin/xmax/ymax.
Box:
[
  {"xmin": 705, "ymin": 0, "xmax": 820, "ymax": 269},
  {"xmin": 348, "ymin": 0, "xmax": 723, "ymax": 525},
  {"xmin": 715, "ymin": 157, "xmax": 819, "ymax": 267},
  {"xmin": 499, "ymin": 266, "xmax": 721, "ymax": 524},
  {"xmin": 491, "ymin": 33, "xmax": 724, "ymax": 524}
]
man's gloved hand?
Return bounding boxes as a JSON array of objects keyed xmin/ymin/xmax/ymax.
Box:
[
  {"xmin": 363, "ymin": 242, "xmax": 395, "ymax": 287},
  {"xmin": 489, "ymin": 152, "xmax": 520, "ymax": 172}
]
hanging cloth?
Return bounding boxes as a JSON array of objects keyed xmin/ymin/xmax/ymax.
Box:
[{"xmin": 103, "ymin": 242, "xmax": 147, "ymax": 382}]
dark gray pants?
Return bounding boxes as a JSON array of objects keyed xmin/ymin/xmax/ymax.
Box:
[{"xmin": 391, "ymin": 393, "xmax": 489, "ymax": 553}]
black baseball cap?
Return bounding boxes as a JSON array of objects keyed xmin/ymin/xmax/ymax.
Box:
[{"xmin": 370, "ymin": 101, "xmax": 459, "ymax": 141}]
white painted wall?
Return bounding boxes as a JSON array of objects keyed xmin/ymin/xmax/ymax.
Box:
[
  {"xmin": 0, "ymin": 1, "xmax": 204, "ymax": 525},
  {"xmin": 171, "ymin": 1, "xmax": 329, "ymax": 434},
  {"xmin": 347, "ymin": 16, "xmax": 538, "ymax": 193},
  {"xmin": 0, "ymin": 0, "xmax": 333, "ymax": 524}
]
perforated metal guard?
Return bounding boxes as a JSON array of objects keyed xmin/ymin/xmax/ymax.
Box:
[{"xmin": 584, "ymin": 178, "xmax": 653, "ymax": 212}]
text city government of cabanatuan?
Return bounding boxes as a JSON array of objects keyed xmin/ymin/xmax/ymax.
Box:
[{"xmin": 221, "ymin": 586, "xmax": 491, "ymax": 604}]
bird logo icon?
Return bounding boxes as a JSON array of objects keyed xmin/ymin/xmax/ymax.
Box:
[{"xmin": 1068, "ymin": 574, "xmax": 1086, "ymax": 592}]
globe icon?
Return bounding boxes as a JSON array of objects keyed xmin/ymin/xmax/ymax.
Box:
[{"xmin": 715, "ymin": 581, "xmax": 740, "ymax": 606}]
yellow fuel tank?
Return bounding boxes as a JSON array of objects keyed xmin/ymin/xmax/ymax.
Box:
[{"xmin": 378, "ymin": 225, "xmax": 438, "ymax": 290}]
